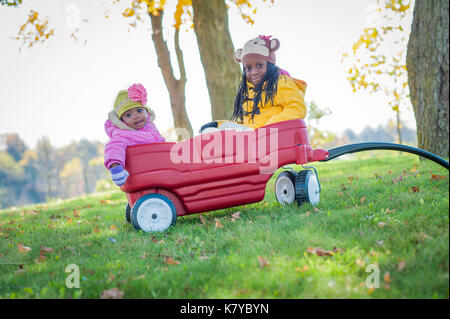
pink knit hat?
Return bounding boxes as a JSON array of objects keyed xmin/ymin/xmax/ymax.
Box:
[{"xmin": 234, "ymin": 35, "xmax": 280, "ymax": 64}]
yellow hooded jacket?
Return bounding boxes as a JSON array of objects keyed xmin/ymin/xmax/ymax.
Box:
[{"xmin": 240, "ymin": 75, "xmax": 307, "ymax": 129}]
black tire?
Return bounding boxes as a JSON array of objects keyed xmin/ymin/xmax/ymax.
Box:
[
  {"xmin": 131, "ymin": 193, "xmax": 177, "ymax": 232},
  {"xmin": 125, "ymin": 203, "xmax": 131, "ymax": 223},
  {"xmin": 295, "ymin": 170, "xmax": 320, "ymax": 206},
  {"xmin": 275, "ymin": 170, "xmax": 297, "ymax": 205}
]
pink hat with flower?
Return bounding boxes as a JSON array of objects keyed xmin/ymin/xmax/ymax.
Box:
[{"xmin": 234, "ymin": 35, "xmax": 280, "ymax": 64}]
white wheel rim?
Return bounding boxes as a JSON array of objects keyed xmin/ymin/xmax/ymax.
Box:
[
  {"xmin": 136, "ymin": 198, "xmax": 173, "ymax": 232},
  {"xmin": 307, "ymin": 174, "xmax": 320, "ymax": 206},
  {"xmin": 276, "ymin": 174, "xmax": 295, "ymax": 204}
]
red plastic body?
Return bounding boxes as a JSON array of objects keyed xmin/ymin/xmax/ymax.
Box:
[{"xmin": 122, "ymin": 119, "xmax": 329, "ymax": 216}]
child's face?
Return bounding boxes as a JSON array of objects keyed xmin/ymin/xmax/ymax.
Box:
[
  {"xmin": 243, "ymin": 57, "xmax": 267, "ymax": 86},
  {"xmin": 120, "ymin": 107, "xmax": 148, "ymax": 129}
]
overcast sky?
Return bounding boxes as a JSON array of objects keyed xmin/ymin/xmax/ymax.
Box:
[{"xmin": 0, "ymin": 0, "xmax": 416, "ymax": 148}]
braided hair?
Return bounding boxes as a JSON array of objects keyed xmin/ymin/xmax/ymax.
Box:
[{"xmin": 232, "ymin": 62, "xmax": 282, "ymax": 123}]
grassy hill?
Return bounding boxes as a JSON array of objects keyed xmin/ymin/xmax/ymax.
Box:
[{"xmin": 0, "ymin": 152, "xmax": 448, "ymax": 298}]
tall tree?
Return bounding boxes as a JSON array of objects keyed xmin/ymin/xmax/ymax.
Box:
[
  {"xmin": 406, "ymin": 0, "xmax": 449, "ymax": 157},
  {"xmin": 148, "ymin": 5, "xmax": 193, "ymax": 138},
  {"xmin": 36, "ymin": 136, "xmax": 54, "ymax": 198},
  {"xmin": 192, "ymin": 0, "xmax": 241, "ymax": 120}
]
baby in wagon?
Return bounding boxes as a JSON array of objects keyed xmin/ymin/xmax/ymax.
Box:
[{"xmin": 104, "ymin": 83, "xmax": 165, "ymax": 186}]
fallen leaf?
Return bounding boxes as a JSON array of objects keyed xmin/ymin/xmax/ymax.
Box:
[
  {"xmin": 397, "ymin": 260, "xmax": 406, "ymax": 271},
  {"xmin": 313, "ymin": 207, "xmax": 320, "ymax": 212},
  {"xmin": 392, "ymin": 175, "xmax": 403, "ymax": 184},
  {"xmin": 377, "ymin": 222, "xmax": 388, "ymax": 228},
  {"xmin": 215, "ymin": 218, "xmax": 223, "ymax": 229},
  {"xmin": 17, "ymin": 244, "xmax": 31, "ymax": 253},
  {"xmin": 431, "ymin": 174, "xmax": 445, "ymax": 181},
  {"xmin": 305, "ymin": 211, "xmax": 311, "ymax": 216},
  {"xmin": 100, "ymin": 288, "xmax": 124, "ymax": 299},
  {"xmin": 73, "ymin": 209, "xmax": 80, "ymax": 217},
  {"xmin": 360, "ymin": 196, "xmax": 366, "ymax": 204},
  {"xmin": 409, "ymin": 186, "xmax": 420, "ymax": 193},
  {"xmin": 383, "ymin": 271, "xmax": 391, "ymax": 283},
  {"xmin": 199, "ymin": 214, "xmax": 206, "ymax": 225},
  {"xmin": 376, "ymin": 240, "xmax": 384, "ymax": 246},
  {"xmin": 29, "ymin": 210, "xmax": 40, "ymax": 215},
  {"xmin": 258, "ymin": 256, "xmax": 269, "ymax": 268},
  {"xmin": 307, "ymin": 247, "xmax": 340, "ymax": 257},
  {"xmin": 164, "ymin": 256, "xmax": 180, "ymax": 265},
  {"xmin": 418, "ymin": 232, "xmax": 433, "ymax": 240},
  {"xmin": 40, "ymin": 245, "xmax": 54, "ymax": 253},
  {"xmin": 110, "ymin": 225, "xmax": 117, "ymax": 230},
  {"xmin": 231, "ymin": 211, "xmax": 241, "ymax": 220}
]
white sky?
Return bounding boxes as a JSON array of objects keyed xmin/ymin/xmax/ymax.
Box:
[{"xmin": 0, "ymin": 0, "xmax": 416, "ymax": 148}]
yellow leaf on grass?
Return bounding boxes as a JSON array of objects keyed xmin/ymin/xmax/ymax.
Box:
[
  {"xmin": 384, "ymin": 271, "xmax": 391, "ymax": 283},
  {"xmin": 215, "ymin": 218, "xmax": 223, "ymax": 229}
]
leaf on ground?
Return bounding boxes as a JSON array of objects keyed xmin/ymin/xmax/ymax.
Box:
[
  {"xmin": 40, "ymin": 245, "xmax": 54, "ymax": 254},
  {"xmin": 29, "ymin": 210, "xmax": 40, "ymax": 215},
  {"xmin": 377, "ymin": 222, "xmax": 388, "ymax": 228},
  {"xmin": 17, "ymin": 244, "xmax": 31, "ymax": 253},
  {"xmin": 397, "ymin": 260, "xmax": 406, "ymax": 271},
  {"xmin": 431, "ymin": 174, "xmax": 445, "ymax": 181},
  {"xmin": 418, "ymin": 232, "xmax": 433, "ymax": 240},
  {"xmin": 409, "ymin": 186, "xmax": 420, "ymax": 193},
  {"xmin": 360, "ymin": 196, "xmax": 366, "ymax": 204},
  {"xmin": 73, "ymin": 209, "xmax": 80, "ymax": 217},
  {"xmin": 313, "ymin": 207, "xmax": 320, "ymax": 212},
  {"xmin": 100, "ymin": 288, "xmax": 124, "ymax": 299},
  {"xmin": 164, "ymin": 256, "xmax": 180, "ymax": 265},
  {"xmin": 383, "ymin": 271, "xmax": 391, "ymax": 283},
  {"xmin": 392, "ymin": 175, "xmax": 403, "ymax": 184},
  {"xmin": 258, "ymin": 256, "xmax": 269, "ymax": 268},
  {"xmin": 231, "ymin": 211, "xmax": 241, "ymax": 222},
  {"xmin": 215, "ymin": 218, "xmax": 224, "ymax": 229},
  {"xmin": 307, "ymin": 247, "xmax": 341, "ymax": 257},
  {"xmin": 199, "ymin": 214, "xmax": 206, "ymax": 225}
]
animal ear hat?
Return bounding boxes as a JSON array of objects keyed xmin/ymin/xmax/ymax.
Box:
[{"xmin": 234, "ymin": 35, "xmax": 280, "ymax": 64}]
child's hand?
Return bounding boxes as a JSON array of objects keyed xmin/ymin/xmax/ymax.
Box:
[{"xmin": 110, "ymin": 165, "xmax": 129, "ymax": 186}]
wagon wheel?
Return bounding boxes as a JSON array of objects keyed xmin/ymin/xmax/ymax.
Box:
[
  {"xmin": 275, "ymin": 171, "xmax": 297, "ymax": 205},
  {"xmin": 295, "ymin": 170, "xmax": 320, "ymax": 206},
  {"xmin": 131, "ymin": 193, "xmax": 177, "ymax": 232},
  {"xmin": 125, "ymin": 203, "xmax": 131, "ymax": 223}
]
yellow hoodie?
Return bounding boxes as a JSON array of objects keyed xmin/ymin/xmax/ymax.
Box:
[{"xmin": 240, "ymin": 75, "xmax": 307, "ymax": 129}]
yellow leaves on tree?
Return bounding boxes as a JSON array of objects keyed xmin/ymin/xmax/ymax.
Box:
[
  {"xmin": 15, "ymin": 10, "xmax": 55, "ymax": 51},
  {"xmin": 342, "ymin": 0, "xmax": 413, "ymax": 143}
]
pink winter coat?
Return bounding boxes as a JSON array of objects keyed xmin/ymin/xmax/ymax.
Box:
[{"xmin": 104, "ymin": 115, "xmax": 166, "ymax": 169}]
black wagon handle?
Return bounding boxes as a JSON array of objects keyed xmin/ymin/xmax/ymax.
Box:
[{"xmin": 321, "ymin": 142, "xmax": 449, "ymax": 170}]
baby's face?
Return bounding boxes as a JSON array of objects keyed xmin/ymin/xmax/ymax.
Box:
[{"xmin": 121, "ymin": 107, "xmax": 148, "ymax": 130}]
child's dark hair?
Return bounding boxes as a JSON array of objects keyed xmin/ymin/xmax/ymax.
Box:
[{"xmin": 232, "ymin": 62, "xmax": 282, "ymax": 123}]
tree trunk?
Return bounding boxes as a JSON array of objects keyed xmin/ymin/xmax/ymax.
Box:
[
  {"xmin": 149, "ymin": 10, "xmax": 193, "ymax": 139},
  {"xmin": 192, "ymin": 0, "xmax": 241, "ymax": 121},
  {"xmin": 406, "ymin": 0, "xmax": 449, "ymax": 157}
]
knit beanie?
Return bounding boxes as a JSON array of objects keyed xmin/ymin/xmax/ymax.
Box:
[
  {"xmin": 114, "ymin": 83, "xmax": 150, "ymax": 118},
  {"xmin": 234, "ymin": 35, "xmax": 280, "ymax": 65},
  {"xmin": 109, "ymin": 83, "xmax": 155, "ymax": 130}
]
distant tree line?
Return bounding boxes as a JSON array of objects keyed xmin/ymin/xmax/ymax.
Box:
[{"xmin": 0, "ymin": 133, "xmax": 109, "ymax": 209}]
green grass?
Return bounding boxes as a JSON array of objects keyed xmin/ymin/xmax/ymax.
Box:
[{"xmin": 0, "ymin": 152, "xmax": 448, "ymax": 299}]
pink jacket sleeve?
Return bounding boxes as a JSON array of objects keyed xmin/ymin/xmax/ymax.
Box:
[{"xmin": 104, "ymin": 136, "xmax": 129, "ymax": 170}]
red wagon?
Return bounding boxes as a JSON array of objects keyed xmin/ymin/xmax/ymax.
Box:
[
  {"xmin": 120, "ymin": 118, "xmax": 448, "ymax": 233},
  {"xmin": 121, "ymin": 119, "xmax": 329, "ymax": 232}
]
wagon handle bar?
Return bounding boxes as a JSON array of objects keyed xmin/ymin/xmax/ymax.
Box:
[{"xmin": 321, "ymin": 142, "xmax": 449, "ymax": 170}]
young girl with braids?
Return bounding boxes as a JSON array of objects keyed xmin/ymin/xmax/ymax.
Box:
[{"xmin": 200, "ymin": 35, "xmax": 307, "ymax": 133}]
